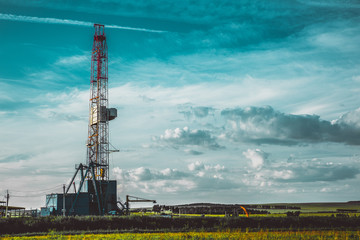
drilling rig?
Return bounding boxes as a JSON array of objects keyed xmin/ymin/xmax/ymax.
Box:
[
  {"xmin": 44, "ymin": 24, "xmax": 119, "ymax": 216},
  {"xmin": 87, "ymin": 24, "xmax": 117, "ymax": 181}
]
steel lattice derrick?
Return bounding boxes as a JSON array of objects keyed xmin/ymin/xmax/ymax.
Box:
[{"xmin": 87, "ymin": 24, "xmax": 109, "ymax": 180}]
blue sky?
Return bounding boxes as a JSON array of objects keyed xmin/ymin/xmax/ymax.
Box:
[{"xmin": 1, "ymin": 0, "xmax": 360, "ymax": 209}]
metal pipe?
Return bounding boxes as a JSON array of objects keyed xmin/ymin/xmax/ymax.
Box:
[
  {"xmin": 65, "ymin": 164, "xmax": 82, "ymax": 194},
  {"xmin": 90, "ymin": 164, "xmax": 102, "ymax": 215},
  {"xmin": 69, "ymin": 167, "xmax": 91, "ymax": 214}
]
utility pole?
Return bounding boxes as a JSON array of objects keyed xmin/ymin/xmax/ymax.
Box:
[
  {"xmin": 5, "ymin": 190, "xmax": 9, "ymax": 217},
  {"xmin": 62, "ymin": 184, "xmax": 66, "ymax": 217}
]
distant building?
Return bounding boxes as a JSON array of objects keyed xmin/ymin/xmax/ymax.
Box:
[{"xmin": 0, "ymin": 201, "xmax": 25, "ymax": 217}]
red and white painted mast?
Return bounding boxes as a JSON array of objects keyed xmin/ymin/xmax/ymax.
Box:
[{"xmin": 87, "ymin": 24, "xmax": 116, "ymax": 180}]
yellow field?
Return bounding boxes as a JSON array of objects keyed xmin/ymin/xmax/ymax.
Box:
[
  {"xmin": 133, "ymin": 211, "xmax": 360, "ymax": 218},
  {"xmin": 3, "ymin": 230, "xmax": 360, "ymax": 240}
]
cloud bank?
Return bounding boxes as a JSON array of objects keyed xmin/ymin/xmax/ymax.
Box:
[
  {"xmin": 221, "ymin": 106, "xmax": 360, "ymax": 145},
  {"xmin": 250, "ymin": 158, "xmax": 360, "ymax": 184},
  {"xmin": 155, "ymin": 127, "xmax": 224, "ymax": 150},
  {"xmin": 113, "ymin": 162, "xmax": 233, "ymax": 196},
  {"xmin": 112, "ymin": 157, "xmax": 359, "ymax": 201}
]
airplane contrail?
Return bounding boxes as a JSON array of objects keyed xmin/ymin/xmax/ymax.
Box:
[{"xmin": 0, "ymin": 13, "xmax": 167, "ymax": 33}]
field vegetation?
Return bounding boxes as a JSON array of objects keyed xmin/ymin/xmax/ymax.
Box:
[
  {"xmin": 1, "ymin": 202, "xmax": 359, "ymax": 238},
  {"xmin": 2, "ymin": 230, "xmax": 360, "ymax": 240},
  {"xmin": 138, "ymin": 212, "xmax": 360, "ymax": 218},
  {"xmin": 269, "ymin": 201, "xmax": 360, "ymax": 214},
  {"xmin": 1, "ymin": 215, "xmax": 360, "ymax": 235}
]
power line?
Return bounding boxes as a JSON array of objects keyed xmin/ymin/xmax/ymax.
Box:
[
  {"xmin": 11, "ymin": 194, "xmax": 45, "ymax": 198},
  {"xmin": 2, "ymin": 184, "xmax": 64, "ymax": 198},
  {"xmin": 8, "ymin": 184, "xmax": 64, "ymax": 193}
]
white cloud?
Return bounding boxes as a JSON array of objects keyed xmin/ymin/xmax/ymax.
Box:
[
  {"xmin": 113, "ymin": 166, "xmax": 195, "ymax": 195},
  {"xmin": 156, "ymin": 126, "xmax": 223, "ymax": 150},
  {"xmin": 188, "ymin": 161, "xmax": 204, "ymax": 171},
  {"xmin": 243, "ymin": 149, "xmax": 269, "ymax": 169},
  {"xmin": 55, "ymin": 55, "xmax": 89, "ymax": 66},
  {"xmin": 179, "ymin": 106, "xmax": 215, "ymax": 120},
  {"xmin": 334, "ymin": 108, "xmax": 360, "ymax": 129},
  {"xmin": 272, "ymin": 170, "xmax": 293, "ymax": 180},
  {"xmin": 113, "ymin": 162, "xmax": 233, "ymax": 196},
  {"xmin": 188, "ymin": 161, "xmax": 226, "ymax": 173}
]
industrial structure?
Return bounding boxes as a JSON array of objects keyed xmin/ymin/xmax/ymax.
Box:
[
  {"xmin": 44, "ymin": 24, "xmax": 119, "ymax": 216},
  {"xmin": 87, "ymin": 24, "xmax": 117, "ymax": 181},
  {"xmin": 0, "ymin": 200, "xmax": 26, "ymax": 217},
  {"xmin": 42, "ymin": 24, "xmax": 157, "ymax": 216},
  {"xmin": 124, "ymin": 195, "xmax": 156, "ymax": 215}
]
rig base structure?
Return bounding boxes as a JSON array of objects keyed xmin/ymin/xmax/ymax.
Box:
[{"xmin": 45, "ymin": 163, "xmax": 120, "ymax": 216}]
